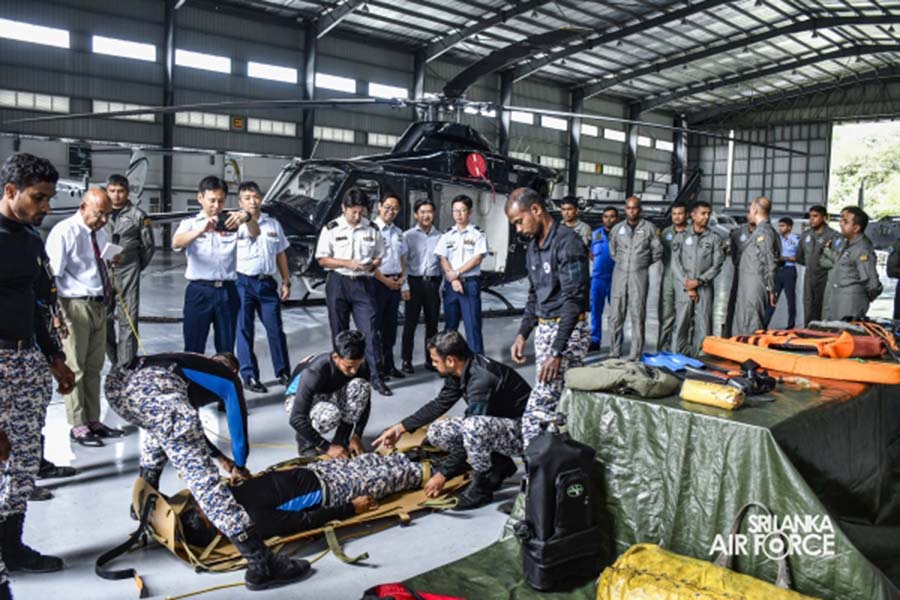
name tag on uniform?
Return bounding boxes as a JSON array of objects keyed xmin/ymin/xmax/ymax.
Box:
[
  {"xmin": 464, "ymin": 239, "xmax": 476, "ymax": 246},
  {"xmin": 267, "ymin": 231, "xmax": 278, "ymax": 238},
  {"xmin": 363, "ymin": 236, "xmax": 375, "ymax": 242},
  {"xmin": 336, "ymin": 236, "xmax": 349, "ymax": 242},
  {"xmin": 757, "ymin": 235, "xmax": 765, "ymax": 242},
  {"xmin": 860, "ymin": 254, "xmax": 869, "ymax": 262}
]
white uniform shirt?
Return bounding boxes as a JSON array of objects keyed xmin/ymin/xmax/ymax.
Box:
[
  {"xmin": 434, "ymin": 223, "xmax": 488, "ymax": 277},
  {"xmin": 236, "ymin": 215, "xmax": 290, "ymax": 277},
  {"xmin": 374, "ymin": 217, "xmax": 406, "ymax": 276},
  {"xmin": 45, "ymin": 213, "xmax": 108, "ymax": 298},
  {"xmin": 174, "ymin": 212, "xmax": 238, "ymax": 281},
  {"xmin": 315, "ymin": 215, "xmax": 384, "ymax": 277}
]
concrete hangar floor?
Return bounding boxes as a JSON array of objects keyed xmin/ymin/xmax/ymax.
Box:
[{"xmin": 19, "ymin": 250, "xmax": 896, "ymax": 600}]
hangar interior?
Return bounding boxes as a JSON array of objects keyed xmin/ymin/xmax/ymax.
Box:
[{"xmin": 1, "ymin": 0, "xmax": 899, "ymax": 599}]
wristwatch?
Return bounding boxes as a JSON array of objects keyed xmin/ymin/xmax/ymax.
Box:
[{"xmin": 550, "ymin": 348, "xmax": 562, "ymax": 358}]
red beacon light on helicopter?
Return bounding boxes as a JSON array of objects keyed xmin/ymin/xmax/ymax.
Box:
[{"xmin": 466, "ymin": 152, "xmax": 488, "ymax": 179}]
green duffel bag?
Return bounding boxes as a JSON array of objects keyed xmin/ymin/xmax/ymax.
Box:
[{"xmin": 565, "ymin": 359, "xmax": 680, "ymax": 398}]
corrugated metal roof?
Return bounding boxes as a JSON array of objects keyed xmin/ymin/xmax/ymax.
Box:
[{"xmin": 216, "ymin": 0, "xmax": 900, "ymax": 115}]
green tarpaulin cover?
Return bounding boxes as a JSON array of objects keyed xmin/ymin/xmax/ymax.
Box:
[{"xmin": 406, "ymin": 381, "xmax": 900, "ymax": 600}]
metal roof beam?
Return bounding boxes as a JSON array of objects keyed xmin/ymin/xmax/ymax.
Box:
[
  {"xmin": 511, "ymin": 0, "xmax": 734, "ymax": 82},
  {"xmin": 582, "ymin": 15, "xmax": 900, "ymax": 99},
  {"xmin": 639, "ymin": 44, "xmax": 900, "ymax": 111},
  {"xmin": 316, "ymin": 0, "xmax": 366, "ymax": 38},
  {"xmin": 687, "ymin": 65, "xmax": 900, "ymax": 125},
  {"xmin": 424, "ymin": 0, "xmax": 550, "ymax": 62}
]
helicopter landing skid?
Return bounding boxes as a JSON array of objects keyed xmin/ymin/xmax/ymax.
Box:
[{"xmin": 482, "ymin": 287, "xmax": 516, "ymax": 311}]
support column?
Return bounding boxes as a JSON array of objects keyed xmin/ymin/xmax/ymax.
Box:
[
  {"xmin": 672, "ymin": 114, "xmax": 685, "ymax": 194},
  {"xmin": 301, "ymin": 20, "xmax": 317, "ymax": 159},
  {"xmin": 162, "ymin": 0, "xmax": 177, "ymax": 249},
  {"xmin": 567, "ymin": 88, "xmax": 584, "ymax": 196},
  {"xmin": 624, "ymin": 104, "xmax": 640, "ymax": 197},
  {"xmin": 498, "ymin": 70, "xmax": 513, "ymax": 155}
]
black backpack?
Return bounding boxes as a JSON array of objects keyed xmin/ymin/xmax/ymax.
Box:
[{"xmin": 514, "ymin": 426, "xmax": 607, "ymax": 591}]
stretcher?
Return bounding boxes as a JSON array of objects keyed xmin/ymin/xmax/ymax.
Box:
[
  {"xmin": 701, "ymin": 336, "xmax": 900, "ymax": 384},
  {"xmin": 96, "ymin": 428, "xmax": 470, "ymax": 597}
]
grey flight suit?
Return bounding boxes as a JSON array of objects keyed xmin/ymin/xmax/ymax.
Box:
[
  {"xmin": 608, "ymin": 219, "xmax": 663, "ymax": 360},
  {"xmin": 820, "ymin": 236, "xmax": 844, "ymax": 320},
  {"xmin": 795, "ymin": 225, "xmax": 839, "ymax": 325},
  {"xmin": 888, "ymin": 239, "xmax": 900, "ymax": 320},
  {"xmin": 828, "ymin": 235, "xmax": 883, "ymax": 320},
  {"xmin": 105, "ymin": 202, "xmax": 155, "ymax": 366},
  {"xmin": 732, "ymin": 220, "xmax": 780, "ymax": 336},
  {"xmin": 656, "ymin": 225, "xmax": 687, "ymax": 352},
  {"xmin": 672, "ymin": 228, "xmax": 725, "ymax": 356},
  {"xmin": 723, "ymin": 224, "xmax": 754, "ymax": 337}
]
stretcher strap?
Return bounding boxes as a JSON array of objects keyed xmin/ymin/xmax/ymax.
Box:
[
  {"xmin": 323, "ymin": 522, "xmax": 369, "ymax": 564},
  {"xmin": 111, "ymin": 267, "xmax": 147, "ymax": 356},
  {"xmin": 95, "ymin": 495, "xmax": 155, "ymax": 598}
]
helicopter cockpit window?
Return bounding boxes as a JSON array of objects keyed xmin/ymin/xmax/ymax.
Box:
[{"xmin": 275, "ymin": 166, "xmax": 345, "ymax": 224}]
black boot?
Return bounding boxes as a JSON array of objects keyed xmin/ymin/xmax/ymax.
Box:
[
  {"xmin": 232, "ymin": 528, "xmax": 311, "ymax": 591},
  {"xmin": 1, "ymin": 513, "xmax": 63, "ymax": 573},
  {"xmin": 0, "ymin": 579, "xmax": 11, "ymax": 600},
  {"xmin": 486, "ymin": 453, "xmax": 518, "ymax": 490},
  {"xmin": 453, "ymin": 471, "xmax": 496, "ymax": 511}
]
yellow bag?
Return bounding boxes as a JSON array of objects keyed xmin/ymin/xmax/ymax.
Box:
[
  {"xmin": 597, "ymin": 503, "xmax": 821, "ymax": 600},
  {"xmin": 680, "ymin": 378, "xmax": 744, "ymax": 410}
]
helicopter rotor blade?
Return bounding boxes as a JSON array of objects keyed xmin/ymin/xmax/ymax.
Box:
[
  {"xmin": 442, "ymin": 28, "xmax": 590, "ymax": 100},
  {"xmin": 3, "ymin": 97, "xmax": 406, "ymax": 126},
  {"xmin": 497, "ymin": 104, "xmax": 805, "ymax": 155}
]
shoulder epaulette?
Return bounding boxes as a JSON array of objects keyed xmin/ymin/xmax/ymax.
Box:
[
  {"xmin": 446, "ymin": 226, "xmax": 454, "ymax": 233},
  {"xmin": 473, "ymin": 225, "xmax": 483, "ymax": 232},
  {"xmin": 326, "ymin": 220, "xmax": 339, "ymax": 230}
]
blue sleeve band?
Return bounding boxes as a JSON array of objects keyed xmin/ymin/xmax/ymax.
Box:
[{"xmin": 181, "ymin": 368, "xmax": 249, "ymax": 468}]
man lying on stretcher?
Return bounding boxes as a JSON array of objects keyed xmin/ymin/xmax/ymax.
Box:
[{"xmin": 181, "ymin": 451, "xmax": 436, "ymax": 545}]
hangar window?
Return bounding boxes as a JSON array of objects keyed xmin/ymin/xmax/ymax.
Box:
[
  {"xmin": 316, "ymin": 73, "xmax": 356, "ymax": 94},
  {"xmin": 509, "ymin": 151, "xmax": 532, "ymax": 162},
  {"xmin": 314, "ymin": 126, "xmax": 355, "ymax": 143},
  {"xmin": 635, "ymin": 169, "xmax": 651, "ymax": 181},
  {"xmin": 368, "ymin": 132, "xmax": 399, "ymax": 148},
  {"xmin": 511, "ymin": 111, "xmax": 534, "ymax": 125},
  {"xmin": 603, "ymin": 164, "xmax": 624, "ymax": 177},
  {"xmin": 541, "ymin": 116, "xmax": 568, "ymax": 132},
  {"xmin": 93, "ymin": 100, "xmax": 155, "ymax": 122},
  {"xmin": 175, "ymin": 111, "xmax": 229, "ymax": 130},
  {"xmin": 579, "ymin": 161, "xmax": 597, "ymax": 173},
  {"xmin": 92, "ymin": 35, "xmax": 156, "ymax": 62},
  {"xmin": 656, "ymin": 139, "xmax": 674, "ymax": 152},
  {"xmin": 539, "ymin": 156, "xmax": 566, "ymax": 169},
  {"xmin": 638, "ymin": 136, "xmax": 652, "ymax": 147},
  {"xmin": 604, "ymin": 129, "xmax": 626, "ymax": 142},
  {"xmin": 248, "ymin": 61, "xmax": 297, "ymax": 84},
  {"xmin": 368, "ymin": 82, "xmax": 408, "ymax": 99},
  {"xmin": 248, "ymin": 118, "xmax": 297, "ymax": 137},
  {"xmin": 0, "ymin": 18, "xmax": 69, "ymax": 49},
  {"xmin": 581, "ymin": 123, "xmax": 599, "ymax": 137},
  {"xmin": 0, "ymin": 89, "xmax": 69, "ymax": 113},
  {"xmin": 175, "ymin": 49, "xmax": 231, "ymax": 74}
]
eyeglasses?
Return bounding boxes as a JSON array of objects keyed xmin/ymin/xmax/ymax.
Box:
[{"xmin": 382, "ymin": 205, "xmax": 399, "ymax": 212}]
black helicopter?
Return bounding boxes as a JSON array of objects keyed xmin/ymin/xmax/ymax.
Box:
[{"xmin": 3, "ymin": 29, "xmax": 803, "ymax": 295}]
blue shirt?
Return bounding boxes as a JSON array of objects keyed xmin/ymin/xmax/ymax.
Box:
[
  {"xmin": 780, "ymin": 232, "xmax": 799, "ymax": 267},
  {"xmin": 590, "ymin": 227, "xmax": 615, "ymax": 279}
]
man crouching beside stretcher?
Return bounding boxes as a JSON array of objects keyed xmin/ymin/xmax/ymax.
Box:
[
  {"xmin": 180, "ymin": 452, "xmax": 431, "ymax": 544},
  {"xmin": 104, "ymin": 352, "xmax": 310, "ymax": 592},
  {"xmin": 374, "ymin": 330, "xmax": 532, "ymax": 511}
]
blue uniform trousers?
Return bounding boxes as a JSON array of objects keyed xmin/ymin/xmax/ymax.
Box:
[
  {"xmin": 374, "ymin": 277, "xmax": 402, "ymax": 372},
  {"xmin": 236, "ymin": 273, "xmax": 290, "ymax": 382},
  {"xmin": 765, "ymin": 266, "xmax": 798, "ymax": 329},
  {"xmin": 442, "ymin": 277, "xmax": 484, "ymax": 354},
  {"xmin": 183, "ymin": 280, "xmax": 239, "ymax": 354},
  {"xmin": 590, "ymin": 275, "xmax": 612, "ymax": 344},
  {"xmin": 325, "ymin": 272, "xmax": 382, "ymax": 384}
]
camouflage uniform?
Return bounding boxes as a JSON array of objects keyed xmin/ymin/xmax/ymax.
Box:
[
  {"xmin": 286, "ymin": 377, "xmax": 370, "ymax": 438},
  {"xmin": 521, "ymin": 319, "xmax": 590, "ymax": 445},
  {"xmin": 105, "ymin": 366, "xmax": 253, "ymax": 537},
  {"xmin": 307, "ymin": 452, "xmax": 423, "ymax": 503},
  {"xmin": 426, "ymin": 416, "xmax": 523, "ymax": 473},
  {"xmin": 0, "ymin": 348, "xmax": 52, "ymax": 585}
]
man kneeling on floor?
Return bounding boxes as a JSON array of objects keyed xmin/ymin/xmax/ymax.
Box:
[
  {"xmin": 285, "ymin": 330, "xmax": 370, "ymax": 459},
  {"xmin": 181, "ymin": 452, "xmax": 430, "ymax": 544},
  {"xmin": 104, "ymin": 352, "xmax": 310, "ymax": 592},
  {"xmin": 374, "ymin": 330, "xmax": 532, "ymax": 510}
]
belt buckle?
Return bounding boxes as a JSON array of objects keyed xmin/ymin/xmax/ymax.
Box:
[{"xmin": 213, "ymin": 281, "xmax": 223, "ymax": 288}]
